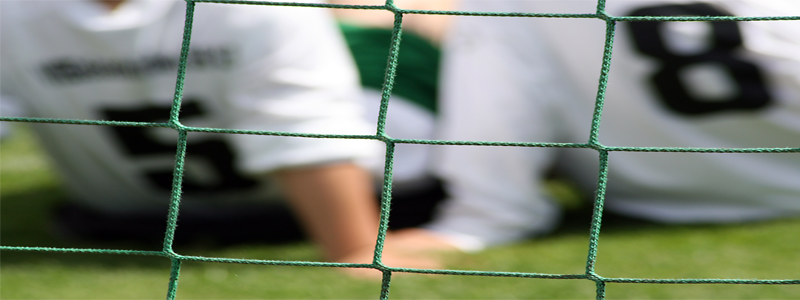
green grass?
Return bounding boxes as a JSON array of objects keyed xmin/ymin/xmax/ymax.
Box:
[{"xmin": 1, "ymin": 124, "xmax": 799, "ymax": 299}]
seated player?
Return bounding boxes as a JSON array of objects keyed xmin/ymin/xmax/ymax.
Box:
[
  {"xmin": 0, "ymin": 0, "xmax": 399, "ymax": 266},
  {"xmin": 390, "ymin": 0, "xmax": 800, "ymax": 252}
]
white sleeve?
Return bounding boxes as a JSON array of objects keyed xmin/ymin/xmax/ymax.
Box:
[
  {"xmin": 0, "ymin": 94, "xmax": 26, "ymax": 138},
  {"xmin": 222, "ymin": 5, "xmax": 379, "ymax": 173},
  {"xmin": 427, "ymin": 8, "xmax": 573, "ymax": 250},
  {"xmin": 0, "ymin": 95, "xmax": 24, "ymax": 140},
  {"xmin": 0, "ymin": 29, "xmax": 26, "ymax": 139}
]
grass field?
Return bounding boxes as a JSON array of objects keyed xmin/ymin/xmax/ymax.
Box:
[{"xmin": 2, "ymin": 123, "xmax": 799, "ymax": 299}]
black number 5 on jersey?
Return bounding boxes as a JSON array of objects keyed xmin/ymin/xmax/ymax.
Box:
[
  {"xmin": 102, "ymin": 100, "xmax": 257, "ymax": 194},
  {"xmin": 627, "ymin": 3, "xmax": 773, "ymax": 116}
]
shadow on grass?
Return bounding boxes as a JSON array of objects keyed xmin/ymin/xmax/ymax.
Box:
[
  {"xmin": 0, "ymin": 188, "xmax": 652, "ymax": 271},
  {"xmin": 1, "ymin": 184, "xmax": 168, "ymax": 269},
  {"xmin": 549, "ymin": 200, "xmax": 799, "ymax": 239},
  {"xmin": 553, "ymin": 205, "xmax": 665, "ymax": 236},
  {"xmin": 3, "ymin": 176, "xmax": 794, "ymax": 273},
  {"xmin": 0, "ymin": 186, "xmax": 317, "ymax": 269}
]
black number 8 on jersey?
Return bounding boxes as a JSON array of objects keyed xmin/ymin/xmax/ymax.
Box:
[{"xmin": 627, "ymin": 3, "xmax": 773, "ymax": 116}]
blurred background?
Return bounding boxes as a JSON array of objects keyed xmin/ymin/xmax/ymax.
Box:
[{"xmin": 2, "ymin": 0, "xmax": 800, "ymax": 299}]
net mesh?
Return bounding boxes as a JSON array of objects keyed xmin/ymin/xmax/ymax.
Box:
[{"xmin": 2, "ymin": 1, "xmax": 800, "ymax": 299}]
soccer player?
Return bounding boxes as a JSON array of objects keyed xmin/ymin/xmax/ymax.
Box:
[
  {"xmin": 390, "ymin": 0, "xmax": 800, "ymax": 252},
  {"xmin": 0, "ymin": 0, "xmax": 391, "ymax": 266}
]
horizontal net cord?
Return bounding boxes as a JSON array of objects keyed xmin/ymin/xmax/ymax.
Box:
[
  {"xmin": 0, "ymin": 246, "xmax": 165, "ymax": 256},
  {"xmin": 3, "ymin": 245, "xmax": 797, "ymax": 284},
  {"xmin": 0, "ymin": 116, "xmax": 380, "ymax": 140},
  {"xmin": 191, "ymin": 0, "xmax": 800, "ymax": 21},
  {"xmin": 391, "ymin": 139, "xmax": 800, "ymax": 153},
  {"xmin": 3, "ymin": 116, "xmax": 796, "ymax": 152},
  {"xmin": 1, "ymin": 116, "xmax": 172, "ymax": 128},
  {"xmin": 603, "ymin": 277, "xmax": 800, "ymax": 285}
]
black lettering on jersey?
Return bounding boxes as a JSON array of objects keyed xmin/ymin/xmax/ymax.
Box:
[
  {"xmin": 102, "ymin": 99, "xmax": 257, "ymax": 194},
  {"xmin": 42, "ymin": 47, "xmax": 234, "ymax": 83},
  {"xmin": 627, "ymin": 3, "xmax": 772, "ymax": 116}
]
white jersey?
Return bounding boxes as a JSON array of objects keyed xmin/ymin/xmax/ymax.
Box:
[
  {"xmin": 430, "ymin": 0, "xmax": 800, "ymax": 250},
  {"xmin": 0, "ymin": 0, "xmax": 378, "ymax": 214}
]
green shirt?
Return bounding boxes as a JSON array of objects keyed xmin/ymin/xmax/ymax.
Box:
[{"xmin": 339, "ymin": 23, "xmax": 440, "ymax": 113}]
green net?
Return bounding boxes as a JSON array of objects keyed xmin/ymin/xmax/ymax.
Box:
[{"xmin": 2, "ymin": 1, "xmax": 800, "ymax": 299}]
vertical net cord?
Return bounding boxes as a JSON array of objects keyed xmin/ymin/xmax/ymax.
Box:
[
  {"xmin": 166, "ymin": 258, "xmax": 183, "ymax": 300},
  {"xmin": 375, "ymin": 3, "xmax": 402, "ymax": 298},
  {"xmin": 587, "ymin": 150, "xmax": 609, "ymax": 299},
  {"xmin": 595, "ymin": 280, "xmax": 606, "ymax": 300},
  {"xmin": 595, "ymin": 0, "xmax": 607, "ymax": 17},
  {"xmin": 585, "ymin": 3, "xmax": 616, "ymax": 297},
  {"xmin": 375, "ymin": 3, "xmax": 403, "ymax": 139},
  {"xmin": 164, "ymin": 129, "xmax": 190, "ymax": 251},
  {"xmin": 163, "ymin": 1, "xmax": 197, "ymax": 251},
  {"xmin": 168, "ymin": 0, "xmax": 196, "ymax": 127},
  {"xmin": 584, "ymin": 19, "xmax": 617, "ymax": 267},
  {"xmin": 376, "ymin": 141, "xmax": 396, "ymax": 300},
  {"xmin": 379, "ymin": 264, "xmax": 393, "ymax": 300},
  {"xmin": 587, "ymin": 19, "xmax": 615, "ymax": 147},
  {"xmin": 163, "ymin": 130, "xmax": 189, "ymax": 298},
  {"xmin": 162, "ymin": 1, "xmax": 196, "ymax": 299}
]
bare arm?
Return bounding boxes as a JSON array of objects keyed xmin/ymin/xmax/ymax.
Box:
[
  {"xmin": 275, "ymin": 162, "xmax": 446, "ymax": 279},
  {"xmin": 274, "ymin": 162, "xmax": 379, "ymax": 262}
]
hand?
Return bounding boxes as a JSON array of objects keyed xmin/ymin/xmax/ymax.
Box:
[
  {"xmin": 335, "ymin": 238, "xmax": 444, "ymax": 280},
  {"xmin": 385, "ymin": 228, "xmax": 461, "ymax": 253}
]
